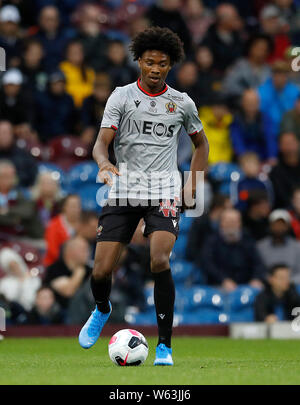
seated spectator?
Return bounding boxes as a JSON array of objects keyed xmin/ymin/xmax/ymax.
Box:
[
  {"xmin": 257, "ymin": 209, "xmax": 300, "ymax": 285},
  {"xmin": 258, "ymin": 60, "xmax": 299, "ymax": 137},
  {"xmin": 80, "ymin": 72, "xmax": 111, "ymax": 145},
  {"xmin": 269, "ymin": 132, "xmax": 300, "ymax": 208},
  {"xmin": 0, "ymin": 246, "xmax": 41, "ymax": 310},
  {"xmin": 44, "ymin": 236, "xmax": 91, "ymax": 309},
  {"xmin": 280, "ymin": 94, "xmax": 300, "ymax": 141},
  {"xmin": 290, "ymin": 187, "xmax": 300, "ymax": 240},
  {"xmin": 243, "ymin": 190, "xmax": 271, "ymax": 241},
  {"xmin": 103, "ymin": 40, "xmax": 137, "ymax": 89},
  {"xmin": 0, "ymin": 69, "xmax": 33, "ymax": 125},
  {"xmin": 31, "ymin": 171, "xmax": 62, "ymax": 228},
  {"xmin": 186, "ymin": 194, "xmax": 232, "ymax": 263},
  {"xmin": 233, "ymin": 152, "xmax": 272, "ymax": 212},
  {"xmin": 44, "ymin": 194, "xmax": 81, "ymax": 267},
  {"xmin": 173, "ymin": 61, "xmax": 203, "ymax": 108},
  {"xmin": 75, "ymin": 2, "xmax": 109, "ymax": 72},
  {"xmin": 201, "ymin": 208, "xmax": 265, "ymax": 291},
  {"xmin": 33, "ymin": 5, "xmax": 76, "ymax": 73},
  {"xmin": 26, "ymin": 286, "xmax": 64, "ymax": 325},
  {"xmin": 77, "ymin": 210, "xmax": 98, "ymax": 260},
  {"xmin": 254, "ymin": 264, "xmax": 300, "ymax": 323},
  {"xmin": 198, "ymin": 93, "xmax": 233, "ymax": 165},
  {"xmin": 223, "ymin": 34, "xmax": 272, "ymax": 104},
  {"xmin": 59, "ymin": 40, "xmax": 95, "ymax": 108},
  {"xmin": 230, "ymin": 89, "xmax": 277, "ymax": 163},
  {"xmin": 19, "ymin": 39, "xmax": 48, "ymax": 98},
  {"xmin": 200, "ymin": 3, "xmax": 243, "ymax": 72},
  {"xmin": 194, "ymin": 45, "xmax": 223, "ymax": 107},
  {"xmin": 34, "ymin": 70, "xmax": 77, "ymax": 143},
  {"xmin": 0, "ymin": 160, "xmax": 43, "ymax": 239},
  {"xmin": 0, "ymin": 120, "xmax": 38, "ymax": 187},
  {"xmin": 181, "ymin": 0, "xmax": 214, "ymax": 45},
  {"xmin": 0, "ymin": 5, "xmax": 23, "ymax": 68}
]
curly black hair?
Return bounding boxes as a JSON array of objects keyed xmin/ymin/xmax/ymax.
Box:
[{"xmin": 129, "ymin": 26, "xmax": 185, "ymax": 66}]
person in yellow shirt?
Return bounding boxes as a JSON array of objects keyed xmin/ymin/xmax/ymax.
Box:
[
  {"xmin": 60, "ymin": 40, "xmax": 95, "ymax": 108},
  {"xmin": 198, "ymin": 93, "xmax": 233, "ymax": 165}
]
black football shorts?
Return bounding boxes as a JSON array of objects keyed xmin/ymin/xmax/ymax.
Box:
[{"xmin": 96, "ymin": 198, "xmax": 180, "ymax": 244}]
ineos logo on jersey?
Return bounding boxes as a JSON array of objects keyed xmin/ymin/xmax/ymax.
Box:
[{"xmin": 127, "ymin": 119, "xmax": 175, "ymax": 138}]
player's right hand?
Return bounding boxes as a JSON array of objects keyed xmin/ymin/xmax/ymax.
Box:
[{"xmin": 98, "ymin": 162, "xmax": 121, "ymax": 187}]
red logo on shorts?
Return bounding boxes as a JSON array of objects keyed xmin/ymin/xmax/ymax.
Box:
[{"xmin": 159, "ymin": 199, "xmax": 178, "ymax": 218}]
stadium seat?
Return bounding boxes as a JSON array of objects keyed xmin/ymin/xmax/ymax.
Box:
[
  {"xmin": 47, "ymin": 135, "xmax": 90, "ymax": 171},
  {"xmin": 76, "ymin": 184, "xmax": 104, "ymax": 213},
  {"xmin": 226, "ymin": 286, "xmax": 260, "ymax": 312},
  {"xmin": 125, "ymin": 308, "xmax": 156, "ymax": 326},
  {"xmin": 178, "ymin": 309, "xmax": 227, "ymax": 325},
  {"xmin": 171, "ymin": 260, "xmax": 194, "ymax": 285},
  {"xmin": 68, "ymin": 161, "xmax": 99, "ymax": 191},
  {"xmin": 178, "ymin": 214, "xmax": 194, "ymax": 234},
  {"xmin": 170, "ymin": 234, "xmax": 187, "ymax": 261},
  {"xmin": 227, "ymin": 308, "xmax": 255, "ymax": 323},
  {"xmin": 38, "ymin": 162, "xmax": 68, "ymax": 191},
  {"xmin": 176, "ymin": 286, "xmax": 225, "ymax": 312},
  {"xmin": 208, "ymin": 162, "xmax": 242, "ymax": 196}
]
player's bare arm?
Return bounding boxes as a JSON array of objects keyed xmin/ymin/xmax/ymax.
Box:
[
  {"xmin": 182, "ymin": 129, "xmax": 209, "ymax": 208},
  {"xmin": 92, "ymin": 127, "xmax": 121, "ymax": 186}
]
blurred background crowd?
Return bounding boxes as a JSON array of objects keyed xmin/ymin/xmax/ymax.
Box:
[{"xmin": 0, "ymin": 0, "xmax": 300, "ymax": 328}]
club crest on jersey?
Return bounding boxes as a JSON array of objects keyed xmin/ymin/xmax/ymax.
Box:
[
  {"xmin": 165, "ymin": 101, "xmax": 177, "ymax": 114},
  {"xmin": 159, "ymin": 199, "xmax": 178, "ymax": 217}
]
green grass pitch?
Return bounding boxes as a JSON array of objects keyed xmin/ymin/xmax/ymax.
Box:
[{"xmin": 1, "ymin": 336, "xmax": 300, "ymax": 385}]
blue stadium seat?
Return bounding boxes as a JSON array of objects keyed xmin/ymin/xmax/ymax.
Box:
[
  {"xmin": 227, "ymin": 307, "xmax": 255, "ymax": 323},
  {"xmin": 178, "ymin": 214, "xmax": 194, "ymax": 234},
  {"xmin": 227, "ymin": 286, "xmax": 260, "ymax": 312},
  {"xmin": 171, "ymin": 260, "xmax": 194, "ymax": 284},
  {"xmin": 170, "ymin": 234, "xmax": 187, "ymax": 260},
  {"xmin": 38, "ymin": 162, "xmax": 68, "ymax": 190},
  {"xmin": 209, "ymin": 162, "xmax": 242, "ymax": 183},
  {"xmin": 178, "ymin": 309, "xmax": 227, "ymax": 325},
  {"xmin": 76, "ymin": 184, "xmax": 104, "ymax": 212},
  {"xmin": 125, "ymin": 309, "xmax": 156, "ymax": 325},
  {"xmin": 144, "ymin": 286, "xmax": 154, "ymax": 311},
  {"xmin": 296, "ymin": 285, "xmax": 300, "ymax": 296},
  {"xmin": 68, "ymin": 161, "xmax": 99, "ymax": 191},
  {"xmin": 176, "ymin": 286, "xmax": 224, "ymax": 312}
]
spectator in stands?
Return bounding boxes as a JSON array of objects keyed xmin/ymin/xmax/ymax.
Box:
[
  {"xmin": 75, "ymin": 2, "xmax": 109, "ymax": 72},
  {"xmin": 198, "ymin": 92, "xmax": 233, "ymax": 165},
  {"xmin": 201, "ymin": 208, "xmax": 265, "ymax": 291},
  {"xmin": 201, "ymin": 3, "xmax": 244, "ymax": 72},
  {"xmin": 34, "ymin": 70, "xmax": 77, "ymax": 143},
  {"xmin": 269, "ymin": 132, "xmax": 300, "ymax": 208},
  {"xmin": 259, "ymin": 4, "xmax": 291, "ymax": 63},
  {"xmin": 194, "ymin": 46, "xmax": 223, "ymax": 107},
  {"xmin": 0, "ymin": 69, "xmax": 33, "ymax": 125},
  {"xmin": 44, "ymin": 194, "xmax": 81, "ymax": 267},
  {"xmin": 243, "ymin": 190, "xmax": 271, "ymax": 241},
  {"xmin": 289, "ymin": 187, "xmax": 300, "ymax": 240},
  {"xmin": 0, "ymin": 120, "xmax": 38, "ymax": 187},
  {"xmin": 223, "ymin": 34, "xmax": 272, "ymax": 104},
  {"xmin": 173, "ymin": 61, "xmax": 202, "ymax": 108},
  {"xmin": 233, "ymin": 152, "xmax": 272, "ymax": 212},
  {"xmin": 0, "ymin": 246, "xmax": 41, "ymax": 310},
  {"xmin": 257, "ymin": 209, "xmax": 300, "ymax": 285},
  {"xmin": 254, "ymin": 264, "xmax": 300, "ymax": 323},
  {"xmin": 80, "ymin": 72, "xmax": 111, "ymax": 145},
  {"xmin": 26, "ymin": 286, "xmax": 64, "ymax": 325},
  {"xmin": 181, "ymin": 0, "xmax": 214, "ymax": 45},
  {"xmin": 145, "ymin": 0, "xmax": 192, "ymax": 56},
  {"xmin": 44, "ymin": 236, "xmax": 91, "ymax": 309},
  {"xmin": 0, "ymin": 160, "xmax": 43, "ymax": 239},
  {"xmin": 77, "ymin": 210, "xmax": 98, "ymax": 259},
  {"xmin": 0, "ymin": 5, "xmax": 23, "ymax": 68},
  {"xmin": 186, "ymin": 194, "xmax": 232, "ymax": 263},
  {"xmin": 59, "ymin": 40, "xmax": 95, "ymax": 108},
  {"xmin": 230, "ymin": 89, "xmax": 278, "ymax": 162},
  {"xmin": 31, "ymin": 171, "xmax": 62, "ymax": 228},
  {"xmin": 33, "ymin": 5, "xmax": 76, "ymax": 72},
  {"xmin": 103, "ymin": 40, "xmax": 137, "ymax": 89},
  {"xmin": 258, "ymin": 60, "xmax": 300, "ymax": 137},
  {"xmin": 19, "ymin": 39, "xmax": 48, "ymax": 98},
  {"xmin": 280, "ymin": 94, "xmax": 300, "ymax": 141}
]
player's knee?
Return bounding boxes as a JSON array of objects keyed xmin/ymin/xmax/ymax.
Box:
[
  {"xmin": 150, "ymin": 253, "xmax": 170, "ymax": 273},
  {"xmin": 92, "ymin": 260, "xmax": 112, "ymax": 280}
]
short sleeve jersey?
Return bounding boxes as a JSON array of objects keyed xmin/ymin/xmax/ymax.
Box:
[{"xmin": 101, "ymin": 78, "xmax": 203, "ymax": 200}]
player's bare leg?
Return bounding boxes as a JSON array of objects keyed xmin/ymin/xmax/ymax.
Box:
[
  {"xmin": 79, "ymin": 241, "xmax": 125, "ymax": 349},
  {"xmin": 149, "ymin": 230, "xmax": 176, "ymax": 365}
]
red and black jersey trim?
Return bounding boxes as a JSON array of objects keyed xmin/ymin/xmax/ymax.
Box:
[
  {"xmin": 111, "ymin": 125, "xmax": 118, "ymax": 131},
  {"xmin": 188, "ymin": 130, "xmax": 198, "ymax": 136},
  {"xmin": 137, "ymin": 78, "xmax": 168, "ymax": 97}
]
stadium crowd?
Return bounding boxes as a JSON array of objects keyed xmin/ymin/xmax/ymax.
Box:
[{"xmin": 0, "ymin": 0, "xmax": 300, "ymax": 326}]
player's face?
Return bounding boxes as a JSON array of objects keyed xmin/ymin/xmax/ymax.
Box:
[{"xmin": 138, "ymin": 50, "xmax": 171, "ymax": 92}]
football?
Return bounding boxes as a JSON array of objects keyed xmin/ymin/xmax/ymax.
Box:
[{"xmin": 108, "ymin": 329, "xmax": 149, "ymax": 366}]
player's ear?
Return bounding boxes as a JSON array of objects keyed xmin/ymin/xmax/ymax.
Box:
[{"xmin": 138, "ymin": 57, "xmax": 142, "ymax": 69}]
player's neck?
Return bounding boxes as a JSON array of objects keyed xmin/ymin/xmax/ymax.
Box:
[{"xmin": 138, "ymin": 77, "xmax": 166, "ymax": 96}]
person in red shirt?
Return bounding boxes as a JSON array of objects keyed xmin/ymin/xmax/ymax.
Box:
[
  {"xmin": 289, "ymin": 187, "xmax": 300, "ymax": 240},
  {"xmin": 44, "ymin": 194, "xmax": 81, "ymax": 266}
]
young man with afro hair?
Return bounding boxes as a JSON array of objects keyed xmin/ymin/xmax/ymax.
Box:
[{"xmin": 79, "ymin": 27, "xmax": 209, "ymax": 366}]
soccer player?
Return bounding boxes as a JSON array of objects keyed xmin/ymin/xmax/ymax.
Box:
[{"xmin": 79, "ymin": 27, "xmax": 209, "ymax": 366}]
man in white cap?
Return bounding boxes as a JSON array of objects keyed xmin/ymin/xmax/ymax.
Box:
[
  {"xmin": 0, "ymin": 5, "xmax": 22, "ymax": 66},
  {"xmin": 257, "ymin": 209, "xmax": 300, "ymax": 284}
]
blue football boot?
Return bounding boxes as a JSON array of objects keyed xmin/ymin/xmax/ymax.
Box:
[
  {"xmin": 154, "ymin": 343, "xmax": 174, "ymax": 366},
  {"xmin": 79, "ymin": 302, "xmax": 112, "ymax": 349}
]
